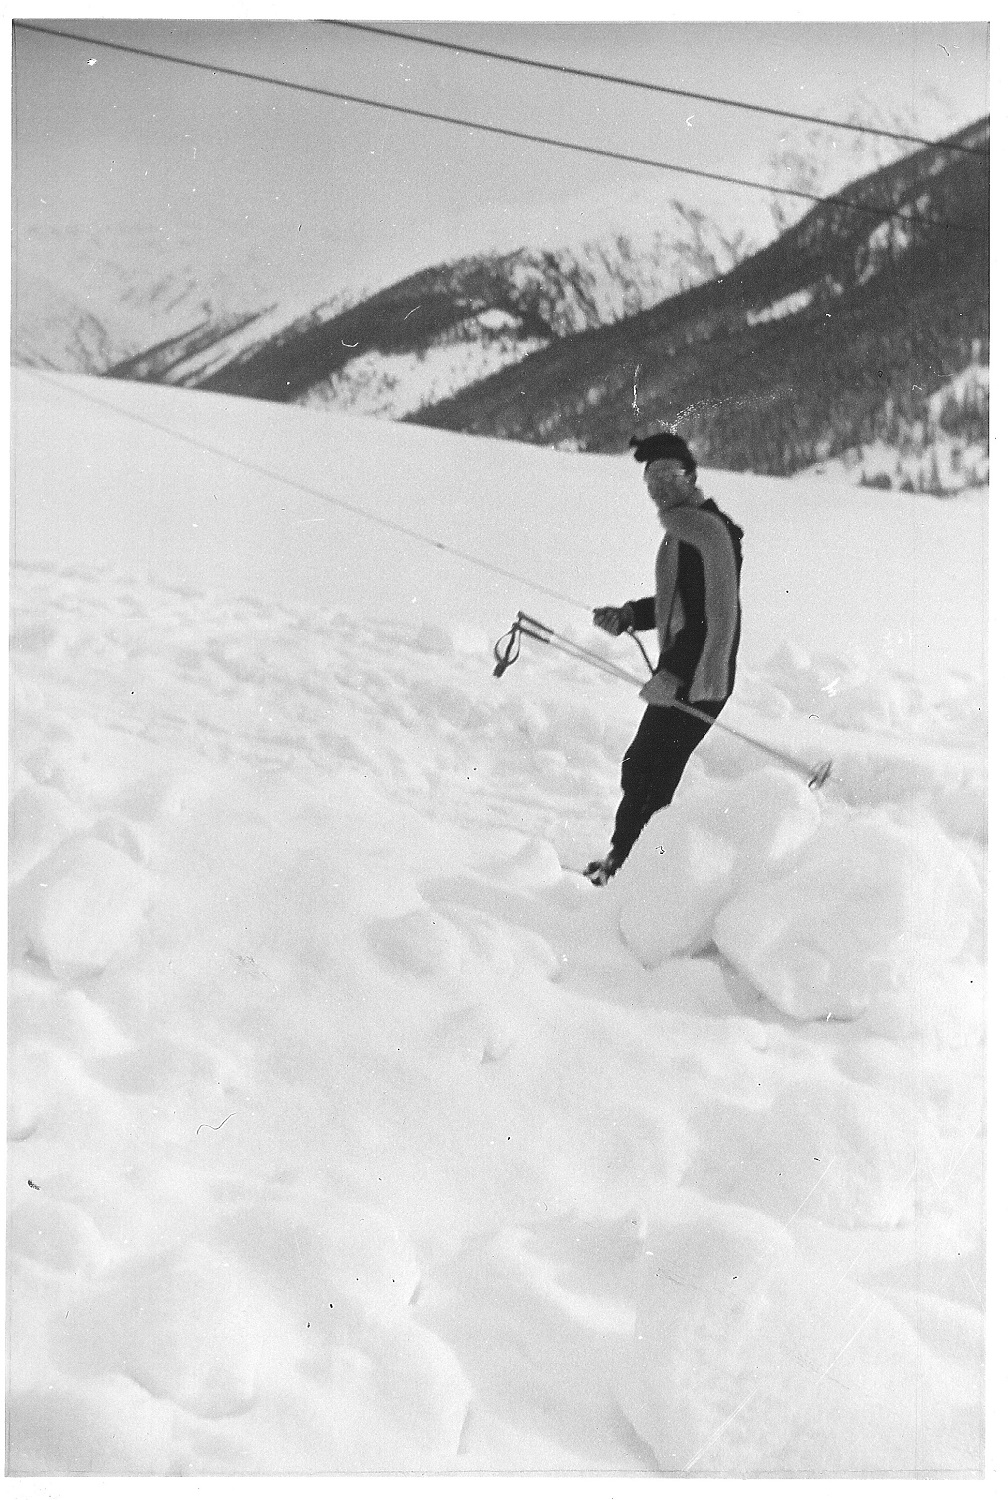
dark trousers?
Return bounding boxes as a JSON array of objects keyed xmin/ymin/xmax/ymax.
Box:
[{"xmin": 609, "ymin": 699, "xmax": 725, "ymax": 870}]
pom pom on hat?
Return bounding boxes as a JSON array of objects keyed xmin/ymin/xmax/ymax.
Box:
[{"xmin": 629, "ymin": 432, "xmax": 697, "ymax": 473}]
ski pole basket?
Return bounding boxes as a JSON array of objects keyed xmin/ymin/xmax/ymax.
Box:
[
  {"xmin": 494, "ymin": 612, "xmax": 647, "ymax": 688},
  {"xmin": 493, "ymin": 612, "xmax": 554, "ymax": 676}
]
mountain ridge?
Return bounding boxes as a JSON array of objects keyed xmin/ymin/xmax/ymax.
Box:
[
  {"xmin": 12, "ymin": 111, "xmax": 988, "ymax": 490},
  {"xmin": 409, "ymin": 115, "xmax": 989, "ymax": 488},
  {"xmin": 102, "ymin": 199, "xmax": 757, "ymax": 417}
]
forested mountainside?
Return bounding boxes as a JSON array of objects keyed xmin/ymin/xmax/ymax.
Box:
[{"xmin": 411, "ymin": 117, "xmax": 989, "ymax": 487}]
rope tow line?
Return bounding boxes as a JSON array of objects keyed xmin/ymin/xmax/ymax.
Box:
[
  {"xmin": 25, "ymin": 372, "xmax": 832, "ymax": 792},
  {"xmin": 22, "ymin": 369, "xmax": 589, "ymax": 616},
  {"xmin": 493, "ymin": 610, "xmax": 833, "ymax": 791}
]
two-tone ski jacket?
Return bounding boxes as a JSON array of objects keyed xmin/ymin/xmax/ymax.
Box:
[{"xmin": 626, "ymin": 495, "xmax": 743, "ymax": 705}]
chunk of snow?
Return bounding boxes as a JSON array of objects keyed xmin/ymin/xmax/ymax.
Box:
[
  {"xmin": 7, "ymin": 1039, "xmax": 132, "ymax": 1147},
  {"xmin": 713, "ymin": 809, "xmax": 982, "ymax": 1022},
  {"xmin": 7, "ymin": 973, "xmax": 130, "ymax": 1058},
  {"xmin": 370, "ymin": 904, "xmax": 470, "ymax": 981},
  {"xmin": 10, "ymin": 834, "xmax": 155, "ymax": 980},
  {"xmin": 7, "ymin": 1376, "xmax": 182, "ymax": 1475},
  {"xmin": 687, "ymin": 1072, "xmax": 930, "ymax": 1228},
  {"xmin": 59, "ymin": 1243, "xmax": 265, "ymax": 1419},
  {"xmin": 8, "ymin": 1190, "xmax": 113, "ymax": 1276},
  {"xmin": 217, "ymin": 1194, "xmax": 422, "ymax": 1312},
  {"xmin": 616, "ymin": 767, "xmax": 821, "ymax": 963},
  {"xmin": 424, "ymin": 1000, "xmax": 519, "ymax": 1066},
  {"xmin": 616, "ymin": 1199, "xmax": 932, "ymax": 1473},
  {"xmin": 8, "ymin": 779, "xmax": 84, "ymax": 883},
  {"xmin": 481, "ymin": 836, "xmax": 564, "ymax": 892}
]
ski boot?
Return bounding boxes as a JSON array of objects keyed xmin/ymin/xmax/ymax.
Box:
[{"xmin": 583, "ymin": 852, "xmax": 617, "ymax": 887}]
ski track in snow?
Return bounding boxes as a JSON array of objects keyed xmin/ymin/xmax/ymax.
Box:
[{"xmin": 8, "ymin": 542, "xmax": 985, "ymax": 1475}]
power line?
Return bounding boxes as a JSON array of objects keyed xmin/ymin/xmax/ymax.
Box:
[
  {"xmin": 325, "ymin": 19, "xmax": 989, "ymax": 162},
  {"xmin": 22, "ymin": 369, "xmax": 593, "ymax": 616},
  {"xmin": 15, "ymin": 21, "xmax": 985, "ymax": 233}
]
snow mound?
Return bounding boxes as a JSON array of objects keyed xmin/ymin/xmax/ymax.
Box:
[
  {"xmin": 616, "ymin": 768, "xmax": 821, "ymax": 963},
  {"xmin": 8, "ymin": 972, "xmax": 130, "ymax": 1059},
  {"xmin": 371, "ymin": 904, "xmax": 472, "ymax": 981},
  {"xmin": 10, "ymin": 833, "xmax": 155, "ymax": 980},
  {"xmin": 7, "ymin": 1376, "xmax": 183, "ymax": 1475},
  {"xmin": 756, "ymin": 640, "xmax": 983, "ymax": 744},
  {"xmin": 9, "ymin": 1190, "xmax": 113, "ymax": 1277},
  {"xmin": 616, "ymin": 1198, "xmax": 954, "ymax": 1474},
  {"xmin": 217, "ymin": 1195, "xmax": 422, "ymax": 1312},
  {"xmin": 9, "ymin": 779, "xmax": 86, "ymax": 883},
  {"xmin": 7, "ymin": 1040, "xmax": 133, "ymax": 1148},
  {"xmin": 481, "ymin": 837, "xmax": 564, "ymax": 893},
  {"xmin": 57, "ymin": 1243, "xmax": 265, "ymax": 1420},
  {"xmin": 688, "ymin": 1072, "xmax": 930, "ymax": 1228},
  {"xmin": 207, "ymin": 1196, "xmax": 470, "ymax": 1465},
  {"xmin": 713, "ymin": 808, "xmax": 982, "ymax": 1022}
]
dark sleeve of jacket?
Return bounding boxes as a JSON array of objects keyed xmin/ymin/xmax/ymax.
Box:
[{"xmin": 625, "ymin": 596, "xmax": 656, "ymax": 632}]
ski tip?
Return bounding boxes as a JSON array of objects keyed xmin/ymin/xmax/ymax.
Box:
[{"xmin": 808, "ymin": 759, "xmax": 833, "ymax": 791}]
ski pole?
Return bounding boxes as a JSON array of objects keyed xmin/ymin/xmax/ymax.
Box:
[
  {"xmin": 495, "ymin": 611, "xmax": 646, "ymax": 688},
  {"xmin": 492, "ymin": 610, "xmax": 833, "ymax": 791},
  {"xmin": 657, "ymin": 695, "xmax": 833, "ymax": 790}
]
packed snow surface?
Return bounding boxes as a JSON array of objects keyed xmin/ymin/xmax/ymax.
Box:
[{"xmin": 8, "ymin": 369, "xmax": 987, "ymax": 1475}]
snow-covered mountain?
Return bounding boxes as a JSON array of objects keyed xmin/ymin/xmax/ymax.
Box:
[
  {"xmin": 14, "ymin": 97, "xmax": 986, "ymax": 466},
  {"xmin": 414, "ymin": 116, "xmax": 990, "ymax": 493},
  {"xmin": 11, "ymin": 197, "xmax": 755, "ymax": 401},
  {"xmin": 11, "ymin": 101, "xmax": 936, "ymax": 393},
  {"xmin": 98, "ymin": 103, "xmax": 979, "ymax": 424},
  {"xmin": 299, "ymin": 212, "xmax": 755, "ymax": 421},
  {"xmin": 103, "ymin": 198, "xmax": 758, "ymax": 417},
  {"xmin": 10, "ymin": 221, "xmax": 311, "ymax": 374}
]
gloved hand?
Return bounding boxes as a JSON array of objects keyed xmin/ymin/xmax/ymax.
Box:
[
  {"xmin": 639, "ymin": 669, "xmax": 683, "ymax": 706},
  {"xmin": 593, "ymin": 602, "xmax": 634, "ymax": 636}
]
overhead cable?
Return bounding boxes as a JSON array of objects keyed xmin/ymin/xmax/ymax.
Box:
[
  {"xmin": 23, "ymin": 369, "xmax": 592, "ymax": 615},
  {"xmin": 325, "ymin": 19, "xmax": 990, "ymax": 162},
  {"xmin": 15, "ymin": 22, "xmax": 986, "ymax": 233}
]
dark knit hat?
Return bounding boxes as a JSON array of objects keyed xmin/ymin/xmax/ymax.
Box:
[{"xmin": 629, "ymin": 432, "xmax": 697, "ymax": 474}]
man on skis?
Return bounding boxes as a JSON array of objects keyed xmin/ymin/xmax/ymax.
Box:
[{"xmin": 585, "ymin": 432, "xmax": 743, "ymax": 887}]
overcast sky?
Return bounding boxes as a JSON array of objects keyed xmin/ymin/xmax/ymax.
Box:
[{"xmin": 11, "ymin": 15, "xmax": 990, "ymax": 304}]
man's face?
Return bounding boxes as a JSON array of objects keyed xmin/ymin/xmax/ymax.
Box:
[{"xmin": 644, "ymin": 458, "xmax": 696, "ymax": 521}]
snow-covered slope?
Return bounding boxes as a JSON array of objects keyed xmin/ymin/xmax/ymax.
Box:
[{"xmin": 8, "ymin": 369, "xmax": 988, "ymax": 1475}]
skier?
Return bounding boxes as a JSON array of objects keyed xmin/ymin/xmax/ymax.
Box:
[{"xmin": 584, "ymin": 433, "xmax": 743, "ymax": 886}]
